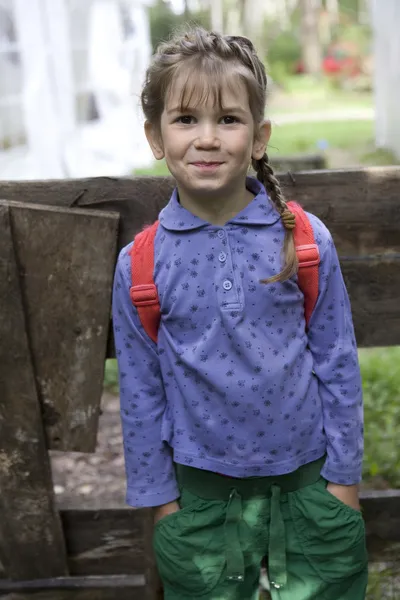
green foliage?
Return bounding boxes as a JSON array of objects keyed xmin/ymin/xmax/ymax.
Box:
[
  {"xmin": 134, "ymin": 160, "xmax": 169, "ymax": 177},
  {"xmin": 336, "ymin": 22, "xmax": 371, "ymax": 50},
  {"xmin": 339, "ymin": 0, "xmax": 364, "ymax": 19},
  {"xmin": 103, "ymin": 359, "xmax": 119, "ymax": 393},
  {"xmin": 360, "ymin": 348, "xmax": 400, "ymax": 487},
  {"xmin": 360, "ymin": 148, "xmax": 400, "ymax": 167},
  {"xmin": 366, "ymin": 564, "xmax": 399, "ymax": 599},
  {"xmin": 265, "ymin": 31, "xmax": 302, "ymax": 84},
  {"xmin": 149, "ymin": 0, "xmax": 210, "ymax": 52}
]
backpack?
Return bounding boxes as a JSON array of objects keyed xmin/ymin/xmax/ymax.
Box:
[{"xmin": 129, "ymin": 201, "xmax": 320, "ymax": 343}]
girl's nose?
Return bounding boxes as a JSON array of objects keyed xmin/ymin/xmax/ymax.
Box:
[{"xmin": 194, "ymin": 124, "xmax": 221, "ymax": 149}]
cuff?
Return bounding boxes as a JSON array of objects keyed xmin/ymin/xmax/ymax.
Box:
[
  {"xmin": 126, "ymin": 481, "xmax": 180, "ymax": 508},
  {"xmin": 321, "ymin": 463, "xmax": 362, "ymax": 486}
]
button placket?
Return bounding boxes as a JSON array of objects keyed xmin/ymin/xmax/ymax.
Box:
[{"xmin": 214, "ymin": 228, "xmax": 241, "ymax": 310}]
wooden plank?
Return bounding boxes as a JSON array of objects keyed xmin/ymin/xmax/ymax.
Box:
[
  {"xmin": 61, "ymin": 506, "xmax": 159, "ymax": 600},
  {"xmin": 1, "ymin": 168, "xmax": 400, "ymax": 255},
  {"xmin": 142, "ymin": 509, "xmax": 163, "ymax": 600},
  {"xmin": 0, "ymin": 205, "xmax": 68, "ymax": 580},
  {"xmin": 362, "ymin": 489, "xmax": 400, "ymax": 563},
  {"xmin": 341, "ymin": 255, "xmax": 400, "ymax": 347},
  {"xmin": 1, "ymin": 488, "xmax": 399, "ymax": 585},
  {"xmin": 53, "ymin": 491, "xmax": 400, "ymax": 575},
  {"xmin": 362, "ymin": 489, "xmax": 400, "ymax": 541},
  {"xmin": 0, "ymin": 575, "xmax": 146, "ymax": 600},
  {"xmin": 60, "ymin": 508, "xmax": 146, "ymax": 576},
  {"xmin": 268, "ymin": 153, "xmax": 326, "ymax": 172},
  {"xmin": 0, "ymin": 200, "xmax": 119, "ymax": 452}
]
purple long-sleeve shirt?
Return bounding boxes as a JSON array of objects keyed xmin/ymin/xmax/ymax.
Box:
[{"xmin": 112, "ymin": 177, "xmax": 363, "ymax": 508}]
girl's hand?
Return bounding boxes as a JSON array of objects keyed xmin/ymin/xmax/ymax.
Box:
[
  {"xmin": 326, "ymin": 482, "xmax": 361, "ymax": 511},
  {"xmin": 153, "ymin": 500, "xmax": 180, "ymax": 525}
]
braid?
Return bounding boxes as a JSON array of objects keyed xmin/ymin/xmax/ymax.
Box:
[{"xmin": 252, "ymin": 154, "xmax": 298, "ymax": 283}]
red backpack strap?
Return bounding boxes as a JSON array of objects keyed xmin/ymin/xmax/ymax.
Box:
[
  {"xmin": 129, "ymin": 221, "xmax": 160, "ymax": 343},
  {"xmin": 287, "ymin": 201, "xmax": 320, "ymax": 328}
]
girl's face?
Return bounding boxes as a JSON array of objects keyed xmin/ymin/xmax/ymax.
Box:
[{"xmin": 145, "ymin": 72, "xmax": 270, "ymax": 206}]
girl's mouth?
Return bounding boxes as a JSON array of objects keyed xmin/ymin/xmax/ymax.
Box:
[{"xmin": 190, "ymin": 162, "xmax": 224, "ymax": 171}]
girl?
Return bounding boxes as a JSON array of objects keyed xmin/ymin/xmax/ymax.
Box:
[{"xmin": 112, "ymin": 27, "xmax": 368, "ymax": 600}]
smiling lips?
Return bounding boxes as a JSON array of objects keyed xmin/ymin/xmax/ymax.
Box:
[{"xmin": 190, "ymin": 161, "xmax": 224, "ymax": 170}]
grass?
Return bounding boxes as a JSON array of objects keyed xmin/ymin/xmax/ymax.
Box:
[
  {"xmin": 360, "ymin": 147, "xmax": 400, "ymax": 167},
  {"xmin": 268, "ymin": 118, "xmax": 374, "ymax": 157},
  {"xmin": 268, "ymin": 74, "xmax": 374, "ymax": 115}
]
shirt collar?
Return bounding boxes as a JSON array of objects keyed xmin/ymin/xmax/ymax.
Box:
[{"xmin": 159, "ymin": 176, "xmax": 281, "ymax": 232}]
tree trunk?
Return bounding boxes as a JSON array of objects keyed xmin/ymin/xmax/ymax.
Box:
[
  {"xmin": 209, "ymin": 0, "xmax": 224, "ymax": 33},
  {"xmin": 183, "ymin": 0, "xmax": 190, "ymax": 19},
  {"xmin": 326, "ymin": 0, "xmax": 339, "ymax": 25},
  {"xmin": 300, "ymin": 0, "xmax": 322, "ymax": 76}
]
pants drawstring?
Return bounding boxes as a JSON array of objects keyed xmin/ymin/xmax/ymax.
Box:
[
  {"xmin": 268, "ymin": 484, "xmax": 287, "ymax": 589},
  {"xmin": 224, "ymin": 488, "xmax": 245, "ymax": 582},
  {"xmin": 224, "ymin": 485, "xmax": 287, "ymax": 589}
]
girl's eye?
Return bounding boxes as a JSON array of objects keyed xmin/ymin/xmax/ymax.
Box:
[
  {"xmin": 221, "ymin": 115, "xmax": 239, "ymax": 124},
  {"xmin": 176, "ymin": 115, "xmax": 195, "ymax": 124}
]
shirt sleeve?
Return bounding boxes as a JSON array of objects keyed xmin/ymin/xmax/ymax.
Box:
[
  {"xmin": 112, "ymin": 244, "xmax": 179, "ymax": 508},
  {"xmin": 306, "ymin": 219, "xmax": 364, "ymax": 485}
]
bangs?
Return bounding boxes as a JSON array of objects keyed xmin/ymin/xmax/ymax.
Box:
[{"xmin": 165, "ymin": 56, "xmax": 263, "ymax": 118}]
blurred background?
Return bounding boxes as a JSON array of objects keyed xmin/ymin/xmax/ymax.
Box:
[{"xmin": 0, "ymin": 0, "xmax": 399, "ymax": 180}]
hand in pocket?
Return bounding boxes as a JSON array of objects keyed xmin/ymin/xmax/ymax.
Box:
[
  {"xmin": 326, "ymin": 482, "xmax": 361, "ymax": 511},
  {"xmin": 153, "ymin": 500, "xmax": 180, "ymax": 525}
]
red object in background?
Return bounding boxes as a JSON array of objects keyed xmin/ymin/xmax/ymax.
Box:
[
  {"xmin": 295, "ymin": 41, "xmax": 362, "ymax": 77},
  {"xmin": 322, "ymin": 46, "xmax": 361, "ymax": 76}
]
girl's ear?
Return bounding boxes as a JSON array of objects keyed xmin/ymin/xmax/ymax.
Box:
[
  {"xmin": 252, "ymin": 120, "xmax": 271, "ymax": 161},
  {"xmin": 144, "ymin": 121, "xmax": 165, "ymax": 160}
]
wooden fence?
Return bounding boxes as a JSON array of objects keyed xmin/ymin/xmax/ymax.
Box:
[{"xmin": 1, "ymin": 167, "xmax": 400, "ymax": 599}]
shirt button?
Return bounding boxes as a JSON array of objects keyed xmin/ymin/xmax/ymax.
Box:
[
  {"xmin": 219, "ymin": 252, "xmax": 227, "ymax": 263},
  {"xmin": 217, "ymin": 229, "xmax": 225, "ymax": 239},
  {"xmin": 223, "ymin": 280, "xmax": 233, "ymax": 291}
]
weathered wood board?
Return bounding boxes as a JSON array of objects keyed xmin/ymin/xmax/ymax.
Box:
[
  {"xmin": 267, "ymin": 153, "xmax": 326, "ymax": 172},
  {"xmin": 2, "ymin": 170, "xmax": 398, "ymax": 348},
  {"xmin": 1, "ymin": 167, "xmax": 400, "ymax": 256},
  {"xmin": 0, "ymin": 205, "xmax": 68, "ymax": 580},
  {"xmin": 0, "ymin": 575, "xmax": 146, "ymax": 600},
  {"xmin": 0, "ymin": 200, "xmax": 119, "ymax": 452},
  {"xmin": 340, "ymin": 255, "xmax": 400, "ymax": 347},
  {"xmin": 1, "ymin": 487, "xmax": 399, "ymax": 587},
  {"xmin": 60, "ymin": 509, "xmax": 145, "ymax": 576}
]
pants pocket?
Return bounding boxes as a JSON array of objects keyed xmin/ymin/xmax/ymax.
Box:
[
  {"xmin": 153, "ymin": 488, "xmax": 226, "ymax": 596},
  {"xmin": 288, "ymin": 477, "xmax": 368, "ymax": 584}
]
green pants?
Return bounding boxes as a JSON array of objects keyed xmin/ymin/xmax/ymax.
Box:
[{"xmin": 153, "ymin": 457, "xmax": 368, "ymax": 600}]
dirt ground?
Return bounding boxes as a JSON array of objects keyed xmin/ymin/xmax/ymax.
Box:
[{"xmin": 50, "ymin": 391, "xmax": 127, "ymax": 509}]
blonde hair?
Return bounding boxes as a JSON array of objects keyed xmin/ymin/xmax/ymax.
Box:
[{"xmin": 141, "ymin": 27, "xmax": 297, "ymax": 283}]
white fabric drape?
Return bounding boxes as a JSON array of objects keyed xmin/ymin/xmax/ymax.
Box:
[
  {"xmin": 2, "ymin": 0, "xmax": 153, "ymax": 179},
  {"xmin": 371, "ymin": 0, "xmax": 400, "ymax": 157}
]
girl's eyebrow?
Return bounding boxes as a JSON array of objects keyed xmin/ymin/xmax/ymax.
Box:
[
  {"xmin": 166, "ymin": 106, "xmax": 186, "ymax": 114},
  {"xmin": 219, "ymin": 106, "xmax": 248, "ymax": 116},
  {"xmin": 166, "ymin": 105, "xmax": 247, "ymax": 116}
]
